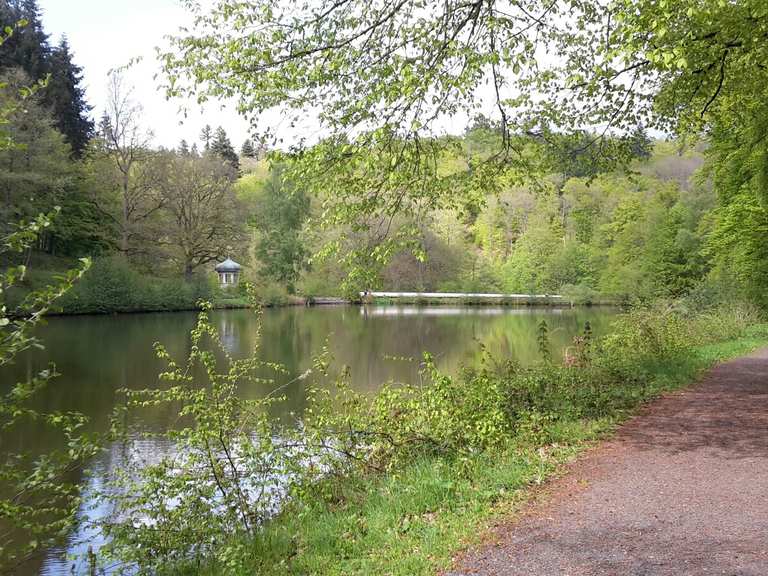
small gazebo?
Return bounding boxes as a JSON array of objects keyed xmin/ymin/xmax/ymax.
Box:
[{"xmin": 215, "ymin": 258, "xmax": 242, "ymax": 288}]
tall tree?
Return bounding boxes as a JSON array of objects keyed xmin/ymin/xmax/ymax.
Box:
[
  {"xmin": 209, "ymin": 125, "xmax": 239, "ymax": 172},
  {"xmin": 155, "ymin": 151, "xmax": 246, "ymax": 277},
  {"xmin": 46, "ymin": 38, "xmax": 93, "ymax": 156},
  {"xmin": 241, "ymin": 138, "xmax": 255, "ymax": 158},
  {"xmin": 0, "ymin": 68, "xmax": 107, "ymax": 254},
  {"xmin": 160, "ymin": 0, "xmax": 768, "ymax": 243},
  {"xmin": 0, "ymin": 1, "xmax": 93, "ymax": 155},
  {"xmin": 98, "ymin": 71, "xmax": 162, "ymax": 256},
  {"xmin": 200, "ymin": 124, "xmax": 211, "ymax": 150},
  {"xmin": 251, "ymin": 165, "xmax": 310, "ymax": 292},
  {"xmin": 0, "ymin": 0, "xmax": 50, "ymax": 80}
]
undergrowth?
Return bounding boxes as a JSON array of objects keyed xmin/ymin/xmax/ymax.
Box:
[{"xmin": 93, "ymin": 300, "xmax": 767, "ymax": 575}]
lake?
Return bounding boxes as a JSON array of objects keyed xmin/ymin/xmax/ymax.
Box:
[{"xmin": 0, "ymin": 305, "xmax": 618, "ymax": 575}]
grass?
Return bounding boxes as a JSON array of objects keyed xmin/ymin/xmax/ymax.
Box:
[{"xmin": 186, "ymin": 326, "xmax": 768, "ymax": 576}]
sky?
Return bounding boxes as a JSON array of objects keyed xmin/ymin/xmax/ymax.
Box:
[
  {"xmin": 36, "ymin": 0, "xmax": 505, "ymax": 151},
  {"xmin": 38, "ymin": 0, "xmax": 249, "ymax": 150}
]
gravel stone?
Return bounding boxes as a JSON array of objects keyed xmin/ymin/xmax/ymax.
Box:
[{"xmin": 446, "ymin": 348, "xmax": 768, "ymax": 576}]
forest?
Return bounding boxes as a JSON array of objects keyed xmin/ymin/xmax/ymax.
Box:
[
  {"xmin": 1, "ymin": 1, "xmax": 764, "ymax": 315},
  {"xmin": 2, "ymin": 0, "xmax": 768, "ymax": 573}
]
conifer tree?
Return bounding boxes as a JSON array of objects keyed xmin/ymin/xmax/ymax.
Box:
[
  {"xmin": 209, "ymin": 126, "xmax": 239, "ymax": 172},
  {"xmin": 46, "ymin": 38, "xmax": 93, "ymax": 156},
  {"xmin": 0, "ymin": 1, "xmax": 93, "ymax": 155},
  {"xmin": 200, "ymin": 124, "xmax": 212, "ymax": 150},
  {"xmin": 0, "ymin": 0, "xmax": 50, "ymax": 80},
  {"xmin": 241, "ymin": 138, "xmax": 255, "ymax": 158}
]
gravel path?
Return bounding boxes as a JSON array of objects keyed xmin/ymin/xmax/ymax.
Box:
[{"xmin": 447, "ymin": 348, "xmax": 768, "ymax": 576}]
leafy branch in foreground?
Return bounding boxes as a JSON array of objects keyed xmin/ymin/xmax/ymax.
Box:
[{"xmin": 0, "ymin": 212, "xmax": 94, "ymax": 573}]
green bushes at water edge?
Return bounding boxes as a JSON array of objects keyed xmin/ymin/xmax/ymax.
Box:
[
  {"xmin": 91, "ymin": 299, "xmax": 767, "ymax": 575},
  {"xmin": 8, "ymin": 256, "xmax": 306, "ymax": 314},
  {"xmin": 244, "ymin": 305, "xmax": 767, "ymax": 576},
  {"xmin": 53, "ymin": 257, "xmax": 214, "ymax": 313},
  {"xmin": 10, "ymin": 256, "xmax": 244, "ymax": 314}
]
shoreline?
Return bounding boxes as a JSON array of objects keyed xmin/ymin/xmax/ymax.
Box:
[
  {"xmin": 38, "ymin": 296, "xmax": 620, "ymax": 318},
  {"xmin": 37, "ymin": 297, "xmax": 621, "ymax": 318}
]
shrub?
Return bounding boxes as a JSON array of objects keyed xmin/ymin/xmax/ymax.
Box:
[
  {"xmin": 95, "ymin": 301, "xmax": 761, "ymax": 572},
  {"xmin": 56, "ymin": 256, "xmax": 213, "ymax": 314}
]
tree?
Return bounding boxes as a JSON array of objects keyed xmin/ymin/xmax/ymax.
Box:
[
  {"xmin": 241, "ymin": 138, "xmax": 255, "ymax": 158},
  {"xmin": 158, "ymin": 0, "xmax": 768, "ymax": 308},
  {"xmin": 627, "ymin": 126, "xmax": 652, "ymax": 162},
  {"xmin": 209, "ymin": 125, "xmax": 239, "ymax": 172},
  {"xmin": 250, "ymin": 165, "xmax": 310, "ymax": 292},
  {"xmin": 98, "ymin": 71, "xmax": 162, "ymax": 257},
  {"xmin": 0, "ymin": 2, "xmax": 93, "ymax": 155},
  {"xmin": 200, "ymin": 124, "xmax": 211, "ymax": 150},
  {"xmin": 155, "ymin": 152, "xmax": 246, "ymax": 277},
  {"xmin": 0, "ymin": 0, "xmax": 50, "ymax": 81},
  {"xmin": 44, "ymin": 38, "xmax": 93, "ymax": 156},
  {"xmin": 161, "ymin": 0, "xmax": 767, "ymax": 193},
  {"xmin": 0, "ymin": 68, "xmax": 107, "ymax": 254}
]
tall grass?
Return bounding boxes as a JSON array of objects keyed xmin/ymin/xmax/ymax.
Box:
[{"xmin": 96, "ymin": 301, "xmax": 767, "ymax": 575}]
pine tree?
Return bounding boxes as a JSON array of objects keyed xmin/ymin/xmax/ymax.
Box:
[
  {"xmin": 0, "ymin": 2, "xmax": 93, "ymax": 156},
  {"xmin": 627, "ymin": 125, "xmax": 652, "ymax": 161},
  {"xmin": 200, "ymin": 124, "xmax": 212, "ymax": 150},
  {"xmin": 178, "ymin": 138, "xmax": 190, "ymax": 155},
  {"xmin": 0, "ymin": 0, "xmax": 50, "ymax": 80},
  {"xmin": 46, "ymin": 38, "xmax": 93, "ymax": 156},
  {"xmin": 209, "ymin": 126, "xmax": 239, "ymax": 172},
  {"xmin": 241, "ymin": 138, "xmax": 255, "ymax": 158}
]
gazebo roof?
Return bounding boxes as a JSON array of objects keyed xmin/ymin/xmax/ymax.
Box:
[{"xmin": 215, "ymin": 258, "xmax": 242, "ymax": 273}]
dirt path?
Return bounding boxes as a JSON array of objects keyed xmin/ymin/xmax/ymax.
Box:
[{"xmin": 447, "ymin": 348, "xmax": 768, "ymax": 576}]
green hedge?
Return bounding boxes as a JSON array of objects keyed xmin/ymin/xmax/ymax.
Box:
[{"xmin": 55, "ymin": 256, "xmax": 214, "ymax": 314}]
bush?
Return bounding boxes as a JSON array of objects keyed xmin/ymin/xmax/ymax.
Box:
[
  {"xmin": 561, "ymin": 282, "xmax": 598, "ymax": 305},
  {"xmin": 56, "ymin": 256, "xmax": 213, "ymax": 314},
  {"xmin": 95, "ymin": 302, "xmax": 762, "ymax": 573}
]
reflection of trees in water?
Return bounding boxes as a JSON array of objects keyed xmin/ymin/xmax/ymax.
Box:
[
  {"xmin": 2, "ymin": 306, "xmax": 618, "ymax": 437},
  {"xmin": 2, "ymin": 306, "xmax": 618, "ymax": 574}
]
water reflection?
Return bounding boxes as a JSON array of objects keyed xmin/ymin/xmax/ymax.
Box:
[{"xmin": 0, "ymin": 305, "xmax": 618, "ymax": 575}]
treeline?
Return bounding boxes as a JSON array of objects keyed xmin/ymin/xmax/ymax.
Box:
[
  {"xmin": 367, "ymin": 131, "xmax": 713, "ymax": 305},
  {"xmin": 0, "ymin": 2, "xmax": 257, "ymax": 311},
  {"xmin": 1, "ymin": 0, "xmax": 762, "ymax": 313}
]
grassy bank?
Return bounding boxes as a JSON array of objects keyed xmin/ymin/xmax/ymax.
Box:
[
  {"xmin": 117, "ymin": 305, "xmax": 767, "ymax": 576},
  {"xmin": 230, "ymin": 331, "xmax": 768, "ymax": 576},
  {"xmin": 183, "ymin": 327, "xmax": 761, "ymax": 575},
  {"xmin": 6, "ymin": 256, "xmax": 313, "ymax": 315}
]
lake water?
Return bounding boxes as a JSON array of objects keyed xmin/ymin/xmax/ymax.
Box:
[{"xmin": 0, "ymin": 305, "xmax": 618, "ymax": 574}]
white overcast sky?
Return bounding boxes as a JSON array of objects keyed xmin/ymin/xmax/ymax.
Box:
[
  {"xmin": 38, "ymin": 0, "xmax": 249, "ymax": 150},
  {"xmin": 37, "ymin": 0, "xmax": 504, "ymax": 150}
]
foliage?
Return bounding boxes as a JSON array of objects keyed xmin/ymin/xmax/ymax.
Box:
[
  {"xmin": 0, "ymin": 68, "xmax": 108, "ymax": 256},
  {"xmin": 0, "ymin": 0, "xmax": 93, "ymax": 155},
  {"xmin": 156, "ymin": 151, "xmax": 246, "ymax": 276},
  {"xmin": 210, "ymin": 126, "xmax": 240, "ymax": 172},
  {"xmin": 99, "ymin": 300, "xmax": 297, "ymax": 571},
  {"xmin": 156, "ymin": 0, "xmax": 768, "ymax": 310},
  {"xmin": 240, "ymin": 139, "xmax": 256, "ymax": 159},
  {"xmin": 54, "ymin": 256, "xmax": 213, "ymax": 314},
  {"xmin": 0, "ymin": 212, "xmax": 95, "ymax": 572},
  {"xmin": 248, "ymin": 165, "xmax": 310, "ymax": 293},
  {"xmin": 93, "ymin": 297, "xmax": 763, "ymax": 573}
]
